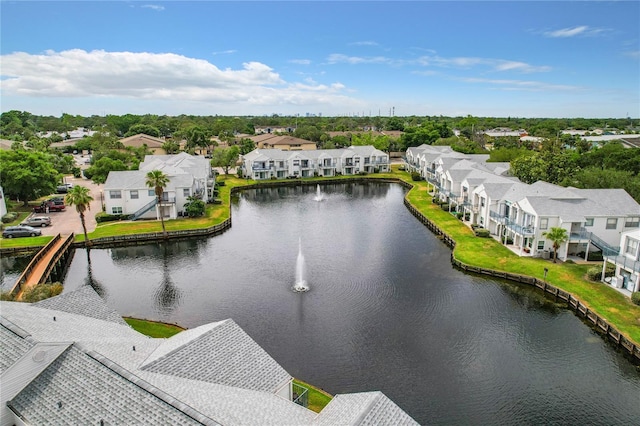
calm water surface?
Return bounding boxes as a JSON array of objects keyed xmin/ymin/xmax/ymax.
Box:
[{"xmin": 11, "ymin": 182, "xmax": 640, "ymax": 424}]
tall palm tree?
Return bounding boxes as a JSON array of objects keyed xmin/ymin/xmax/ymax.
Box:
[
  {"xmin": 146, "ymin": 170, "xmax": 170, "ymax": 237},
  {"xmin": 542, "ymin": 227, "xmax": 569, "ymax": 263},
  {"xmin": 65, "ymin": 185, "xmax": 94, "ymax": 245}
]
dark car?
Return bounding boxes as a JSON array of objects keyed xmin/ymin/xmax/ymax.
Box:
[
  {"xmin": 21, "ymin": 216, "xmax": 52, "ymax": 227},
  {"xmin": 56, "ymin": 183, "xmax": 74, "ymax": 193},
  {"xmin": 33, "ymin": 201, "xmax": 65, "ymax": 213},
  {"xmin": 2, "ymin": 225, "xmax": 42, "ymax": 238}
]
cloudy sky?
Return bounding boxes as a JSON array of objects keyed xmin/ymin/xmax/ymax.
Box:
[{"xmin": 1, "ymin": 1, "xmax": 638, "ymax": 118}]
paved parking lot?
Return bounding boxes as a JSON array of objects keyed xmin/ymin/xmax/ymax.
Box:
[{"xmin": 29, "ymin": 176, "xmax": 104, "ymax": 237}]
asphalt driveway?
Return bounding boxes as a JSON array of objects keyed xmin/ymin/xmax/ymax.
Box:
[{"xmin": 30, "ymin": 176, "xmax": 104, "ymax": 237}]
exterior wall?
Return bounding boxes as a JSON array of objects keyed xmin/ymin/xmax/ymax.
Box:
[{"xmin": 0, "ymin": 186, "xmax": 7, "ymax": 218}]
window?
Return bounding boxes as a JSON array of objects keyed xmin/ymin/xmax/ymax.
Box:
[
  {"xmin": 606, "ymin": 218, "xmax": 618, "ymax": 230},
  {"xmin": 625, "ymin": 217, "xmax": 640, "ymax": 228},
  {"xmin": 130, "ymin": 190, "xmax": 139, "ymax": 199},
  {"xmin": 539, "ymin": 218, "xmax": 548, "ymax": 230},
  {"xmin": 480, "ymin": 197, "xmax": 485, "ymax": 207},
  {"xmin": 111, "ymin": 206, "xmax": 123, "ymax": 214},
  {"xmin": 585, "ymin": 217, "xmax": 594, "ymax": 227},
  {"xmin": 148, "ymin": 190, "xmax": 155, "ymax": 197},
  {"xmin": 109, "ymin": 190, "xmax": 122, "ymax": 199},
  {"xmin": 625, "ymin": 238, "xmax": 639, "ymax": 256},
  {"xmin": 183, "ymin": 188, "xmax": 190, "ymax": 197},
  {"xmin": 293, "ymin": 160, "xmax": 300, "ymax": 166},
  {"xmin": 537, "ymin": 240, "xmax": 545, "ymax": 250}
]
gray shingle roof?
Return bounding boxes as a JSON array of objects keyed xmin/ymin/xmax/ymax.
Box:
[
  {"xmin": 0, "ymin": 322, "xmax": 34, "ymax": 374},
  {"xmin": 141, "ymin": 319, "xmax": 291, "ymax": 393},
  {"xmin": 8, "ymin": 345, "xmax": 206, "ymax": 425},
  {"xmin": 313, "ymin": 392, "xmax": 419, "ymax": 426},
  {"xmin": 34, "ymin": 285, "xmax": 127, "ymax": 325}
]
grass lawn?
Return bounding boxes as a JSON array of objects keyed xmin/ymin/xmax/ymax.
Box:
[
  {"xmin": 293, "ymin": 378, "xmax": 333, "ymax": 413},
  {"xmin": 124, "ymin": 317, "xmax": 184, "ymax": 338},
  {"xmin": 403, "ymin": 174, "xmax": 640, "ymax": 343},
  {"xmin": 4, "ymin": 167, "xmax": 639, "ymax": 346}
]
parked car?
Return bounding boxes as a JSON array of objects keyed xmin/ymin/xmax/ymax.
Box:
[
  {"xmin": 48, "ymin": 196, "xmax": 65, "ymax": 205},
  {"xmin": 33, "ymin": 201, "xmax": 65, "ymax": 213},
  {"xmin": 56, "ymin": 183, "xmax": 74, "ymax": 193},
  {"xmin": 2, "ymin": 225, "xmax": 42, "ymax": 238},
  {"xmin": 21, "ymin": 216, "xmax": 51, "ymax": 227}
]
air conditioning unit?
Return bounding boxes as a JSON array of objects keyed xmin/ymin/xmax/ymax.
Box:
[{"xmin": 615, "ymin": 275, "xmax": 624, "ymax": 288}]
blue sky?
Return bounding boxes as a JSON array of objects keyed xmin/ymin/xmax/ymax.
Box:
[{"xmin": 1, "ymin": 1, "xmax": 638, "ymax": 118}]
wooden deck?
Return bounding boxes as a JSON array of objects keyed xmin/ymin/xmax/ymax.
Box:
[{"xmin": 12, "ymin": 234, "xmax": 74, "ymax": 301}]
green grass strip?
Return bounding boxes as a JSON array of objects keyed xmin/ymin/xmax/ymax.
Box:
[
  {"xmin": 293, "ymin": 378, "xmax": 333, "ymax": 413},
  {"xmin": 124, "ymin": 317, "xmax": 184, "ymax": 338}
]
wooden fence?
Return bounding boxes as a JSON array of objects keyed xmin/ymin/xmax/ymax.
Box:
[{"xmin": 403, "ymin": 196, "xmax": 640, "ymax": 362}]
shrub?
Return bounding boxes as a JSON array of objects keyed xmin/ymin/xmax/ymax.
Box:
[
  {"xmin": 456, "ymin": 212, "xmax": 464, "ymax": 220},
  {"xmin": 21, "ymin": 283, "xmax": 64, "ymax": 303},
  {"xmin": 475, "ymin": 228, "xmax": 491, "ymax": 238},
  {"xmin": 604, "ymin": 263, "xmax": 615, "ymax": 277},
  {"xmin": 587, "ymin": 251, "xmax": 604, "ymax": 261},
  {"xmin": 632, "ymin": 292, "xmax": 640, "ymax": 306},
  {"xmin": 2, "ymin": 212, "xmax": 17, "ymax": 223},
  {"xmin": 410, "ymin": 171, "xmax": 422, "ymax": 181},
  {"xmin": 586, "ymin": 267, "xmax": 602, "ymax": 281},
  {"xmin": 95, "ymin": 212, "xmax": 131, "ymax": 223}
]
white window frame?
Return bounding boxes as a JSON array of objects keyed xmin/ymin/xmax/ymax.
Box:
[
  {"xmin": 539, "ymin": 218, "xmax": 548, "ymax": 230},
  {"xmin": 624, "ymin": 217, "xmax": 640, "ymax": 228},
  {"xmin": 585, "ymin": 217, "xmax": 594, "ymax": 227},
  {"xmin": 111, "ymin": 206, "xmax": 123, "ymax": 214},
  {"xmin": 130, "ymin": 190, "xmax": 139, "ymax": 199},
  {"xmin": 183, "ymin": 188, "xmax": 190, "ymax": 197},
  {"xmin": 625, "ymin": 238, "xmax": 639, "ymax": 256},
  {"xmin": 109, "ymin": 190, "xmax": 122, "ymax": 199},
  {"xmin": 606, "ymin": 218, "xmax": 618, "ymax": 230}
]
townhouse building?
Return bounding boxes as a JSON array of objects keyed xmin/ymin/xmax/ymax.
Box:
[
  {"xmin": 241, "ymin": 146, "xmax": 389, "ymax": 180},
  {"xmin": 404, "ymin": 145, "xmax": 640, "ymax": 264},
  {"xmin": 104, "ymin": 153, "xmax": 215, "ymax": 220},
  {"xmin": 603, "ymin": 229, "xmax": 640, "ymax": 293}
]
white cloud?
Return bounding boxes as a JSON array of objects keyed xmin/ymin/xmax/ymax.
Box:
[
  {"xmin": 141, "ymin": 4, "xmax": 165, "ymax": 12},
  {"xmin": 544, "ymin": 25, "xmax": 607, "ymax": 38},
  {"xmin": 289, "ymin": 59, "xmax": 311, "ymax": 65},
  {"xmin": 460, "ymin": 77, "xmax": 581, "ymax": 92},
  {"xmin": 349, "ymin": 41, "xmax": 379, "ymax": 47},
  {"xmin": 0, "ymin": 49, "xmax": 360, "ymax": 111},
  {"xmin": 212, "ymin": 50, "xmax": 237, "ymax": 56},
  {"xmin": 417, "ymin": 55, "xmax": 550, "ymax": 73},
  {"xmin": 326, "ymin": 53, "xmax": 398, "ymax": 65}
]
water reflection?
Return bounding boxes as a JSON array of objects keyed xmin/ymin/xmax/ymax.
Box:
[
  {"xmin": 0, "ymin": 255, "xmax": 32, "ymax": 292},
  {"xmin": 56, "ymin": 182, "xmax": 640, "ymax": 425},
  {"xmin": 153, "ymin": 243, "xmax": 182, "ymax": 315},
  {"xmin": 84, "ymin": 249, "xmax": 105, "ymax": 297}
]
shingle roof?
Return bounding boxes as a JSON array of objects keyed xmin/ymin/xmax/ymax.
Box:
[
  {"xmin": 141, "ymin": 319, "xmax": 291, "ymax": 393},
  {"xmin": 34, "ymin": 285, "xmax": 127, "ymax": 325},
  {"xmin": 0, "ymin": 287, "xmax": 418, "ymax": 425},
  {"xmin": 313, "ymin": 392, "xmax": 419, "ymax": 426},
  {"xmin": 0, "ymin": 322, "xmax": 34, "ymax": 374},
  {"xmin": 9, "ymin": 345, "xmax": 207, "ymax": 425}
]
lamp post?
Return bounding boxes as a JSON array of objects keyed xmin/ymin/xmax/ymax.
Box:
[{"xmin": 544, "ymin": 267, "xmax": 549, "ymax": 282}]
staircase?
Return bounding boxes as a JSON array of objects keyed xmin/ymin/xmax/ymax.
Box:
[{"xmin": 131, "ymin": 198, "xmax": 157, "ymax": 221}]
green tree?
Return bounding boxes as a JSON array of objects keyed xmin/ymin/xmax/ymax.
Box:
[
  {"xmin": 65, "ymin": 185, "xmax": 94, "ymax": 244},
  {"xmin": 239, "ymin": 138, "xmax": 256, "ymax": 155},
  {"xmin": 210, "ymin": 146, "xmax": 240, "ymax": 174},
  {"xmin": 84, "ymin": 156, "xmax": 128, "ymax": 184},
  {"xmin": 0, "ymin": 149, "xmax": 60, "ymax": 205},
  {"xmin": 145, "ymin": 170, "xmax": 170, "ymax": 236},
  {"xmin": 183, "ymin": 195, "xmax": 205, "ymax": 217},
  {"xmin": 125, "ymin": 123, "xmax": 161, "ymax": 138},
  {"xmin": 162, "ymin": 140, "xmax": 181, "ymax": 154},
  {"xmin": 542, "ymin": 227, "xmax": 568, "ymax": 263}
]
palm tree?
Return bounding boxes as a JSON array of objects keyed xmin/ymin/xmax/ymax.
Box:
[
  {"xmin": 65, "ymin": 185, "xmax": 94, "ymax": 245},
  {"xmin": 542, "ymin": 227, "xmax": 569, "ymax": 263},
  {"xmin": 146, "ymin": 170, "xmax": 170, "ymax": 237}
]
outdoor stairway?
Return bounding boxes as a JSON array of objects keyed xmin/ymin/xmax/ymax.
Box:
[{"xmin": 131, "ymin": 198, "xmax": 157, "ymax": 221}]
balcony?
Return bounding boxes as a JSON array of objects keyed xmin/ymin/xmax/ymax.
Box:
[
  {"xmin": 489, "ymin": 211, "xmax": 535, "ymax": 235},
  {"xmin": 605, "ymin": 255, "xmax": 640, "ymax": 274}
]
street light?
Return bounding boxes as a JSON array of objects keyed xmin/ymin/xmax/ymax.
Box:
[{"xmin": 544, "ymin": 267, "xmax": 549, "ymax": 282}]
